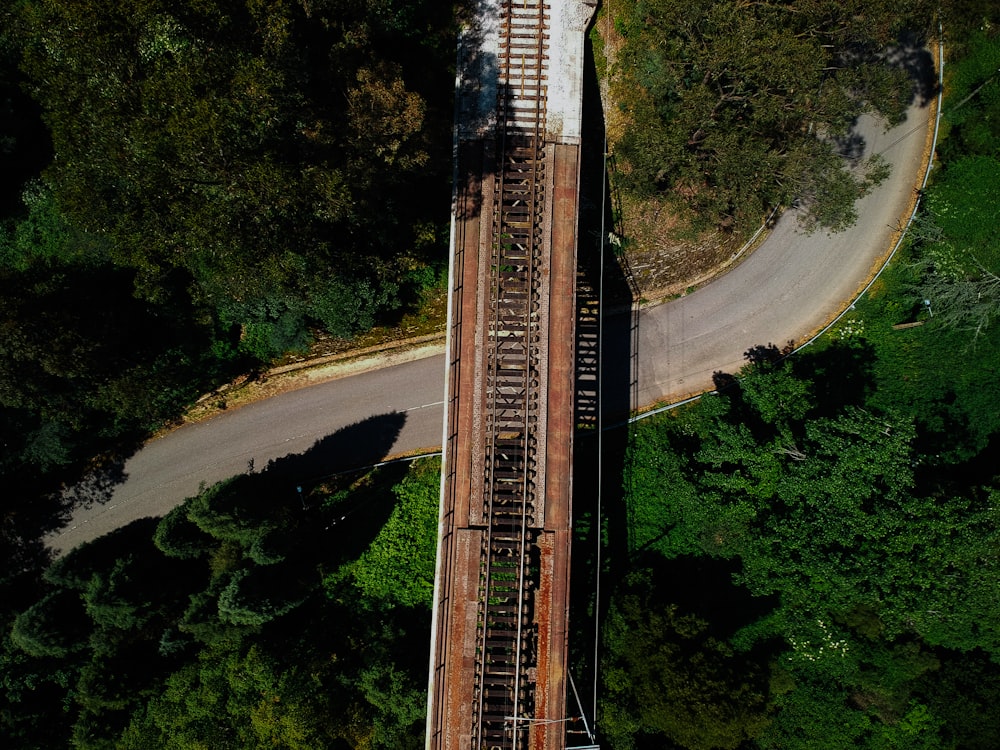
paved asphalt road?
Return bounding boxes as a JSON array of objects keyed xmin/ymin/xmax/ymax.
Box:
[
  {"xmin": 636, "ymin": 104, "xmax": 932, "ymax": 405},
  {"xmin": 49, "ymin": 98, "xmax": 932, "ymax": 554}
]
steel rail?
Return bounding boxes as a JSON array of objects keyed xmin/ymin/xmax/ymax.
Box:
[{"xmin": 472, "ymin": 0, "xmax": 550, "ymax": 746}]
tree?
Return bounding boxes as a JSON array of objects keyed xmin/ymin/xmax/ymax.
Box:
[
  {"xmin": 936, "ymin": 29, "xmax": 1000, "ymax": 162},
  {"xmin": 600, "ymin": 565, "xmax": 771, "ymax": 750},
  {"xmin": 120, "ymin": 645, "xmax": 327, "ymax": 750},
  {"xmin": 17, "ymin": 0, "xmax": 453, "ymax": 353},
  {"xmin": 914, "ymin": 154, "xmax": 1000, "ymax": 341},
  {"xmin": 609, "ymin": 0, "xmax": 928, "ymax": 231},
  {"xmin": 617, "ymin": 358, "xmax": 1000, "ymax": 748},
  {"xmin": 0, "ymin": 623, "xmax": 78, "ymax": 745},
  {"xmin": 354, "ymin": 661, "xmax": 427, "ymax": 750},
  {"xmin": 216, "ymin": 567, "xmax": 307, "ymax": 626},
  {"xmin": 0, "ymin": 6, "xmax": 51, "ymax": 217},
  {"xmin": 625, "ymin": 361, "xmax": 1000, "ymax": 649},
  {"xmin": 10, "ymin": 589, "xmax": 90, "ymax": 659},
  {"xmin": 757, "ymin": 679, "xmax": 947, "ymax": 750},
  {"xmin": 154, "ymin": 503, "xmax": 215, "ymax": 560}
]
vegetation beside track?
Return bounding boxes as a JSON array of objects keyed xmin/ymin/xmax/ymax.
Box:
[
  {"xmin": 592, "ymin": 25, "xmax": 1000, "ymax": 750},
  {"xmin": 0, "ymin": 0, "xmax": 456, "ymax": 631},
  {"xmin": 591, "ymin": 0, "xmax": 994, "ymax": 297},
  {"xmin": 1, "ymin": 1, "xmax": 455, "ymax": 742},
  {"xmin": 4, "ymin": 450, "xmax": 441, "ymax": 747},
  {"xmin": 3, "ymin": 2, "xmax": 1000, "ymax": 748}
]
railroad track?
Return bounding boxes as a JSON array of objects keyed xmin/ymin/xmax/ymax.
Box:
[{"xmin": 472, "ymin": 0, "xmax": 550, "ymax": 747}]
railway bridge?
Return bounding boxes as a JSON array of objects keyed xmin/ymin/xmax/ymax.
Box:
[{"xmin": 426, "ymin": 1, "xmax": 597, "ymax": 748}]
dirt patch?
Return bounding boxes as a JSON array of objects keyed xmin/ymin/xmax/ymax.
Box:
[{"xmin": 614, "ymin": 190, "xmax": 754, "ymax": 302}]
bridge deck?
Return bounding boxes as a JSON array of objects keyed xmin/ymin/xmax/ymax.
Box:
[{"xmin": 427, "ymin": 2, "xmax": 594, "ymax": 749}]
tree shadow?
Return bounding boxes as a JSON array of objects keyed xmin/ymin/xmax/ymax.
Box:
[
  {"xmin": 884, "ymin": 31, "xmax": 938, "ymax": 108},
  {"xmin": 260, "ymin": 411, "xmax": 407, "ymax": 486},
  {"xmin": 833, "ymin": 128, "xmax": 868, "ymax": 161},
  {"xmin": 0, "ymin": 56, "xmax": 53, "ymax": 214},
  {"xmin": 599, "ymin": 554, "xmax": 781, "ymax": 749},
  {"xmin": 827, "ymin": 33, "xmax": 937, "ymax": 170},
  {"xmin": 61, "ymin": 454, "xmax": 130, "ymax": 511},
  {"xmin": 6, "ymin": 447, "xmax": 136, "ymax": 600},
  {"xmin": 911, "ymin": 391, "xmax": 981, "ymax": 466},
  {"xmin": 451, "ymin": 22, "xmax": 498, "ymax": 224},
  {"xmin": 710, "ymin": 340, "xmax": 794, "ymax": 392},
  {"xmin": 710, "ymin": 338, "xmax": 877, "ymax": 418},
  {"xmin": 631, "ymin": 552, "xmax": 780, "ymax": 642},
  {"xmin": 49, "ymin": 411, "xmax": 407, "ymax": 566},
  {"xmin": 254, "ymin": 412, "xmax": 411, "ymax": 578},
  {"xmin": 788, "ymin": 338, "xmax": 876, "ymax": 415}
]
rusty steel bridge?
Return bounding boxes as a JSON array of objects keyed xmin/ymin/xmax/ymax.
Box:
[{"xmin": 426, "ymin": 1, "xmax": 597, "ymax": 749}]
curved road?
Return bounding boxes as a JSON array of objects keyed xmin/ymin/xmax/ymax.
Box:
[
  {"xmin": 637, "ymin": 106, "xmax": 931, "ymax": 405},
  {"xmin": 50, "ymin": 99, "xmax": 932, "ymax": 554}
]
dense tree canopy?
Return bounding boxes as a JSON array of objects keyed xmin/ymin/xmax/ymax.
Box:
[
  {"xmin": 597, "ymin": 33, "xmax": 1000, "ymax": 747},
  {"xmin": 611, "ymin": 353, "xmax": 1000, "ymax": 749},
  {"xmin": 608, "ymin": 42, "xmax": 1000, "ymax": 727},
  {"xmin": 17, "ymin": 0, "xmax": 454, "ymax": 341},
  {"xmin": 1, "ymin": 446, "xmax": 441, "ymax": 747},
  {"xmin": 908, "ymin": 32, "xmax": 1000, "ymax": 342},
  {"xmin": 601, "ymin": 563, "xmax": 771, "ymax": 750},
  {"xmin": 1, "ymin": 4, "xmax": 456, "ymax": 741},
  {"xmin": 0, "ymin": 0, "xmax": 457, "ymax": 600},
  {"xmin": 629, "ymin": 360, "xmax": 1000, "ymax": 642},
  {"xmin": 3, "ymin": 4, "xmax": 1000, "ymax": 750},
  {"xmin": 609, "ymin": 0, "xmax": 934, "ymax": 231}
]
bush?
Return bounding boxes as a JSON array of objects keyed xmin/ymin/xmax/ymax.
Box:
[{"xmin": 11, "ymin": 590, "xmax": 89, "ymax": 658}]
